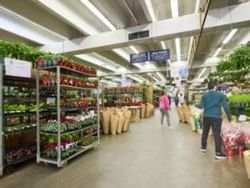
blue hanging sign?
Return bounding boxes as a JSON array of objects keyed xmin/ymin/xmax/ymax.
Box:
[
  {"xmin": 130, "ymin": 49, "xmax": 170, "ymax": 63},
  {"xmin": 149, "ymin": 49, "xmax": 170, "ymax": 61},
  {"xmin": 130, "ymin": 52, "xmax": 148, "ymax": 63},
  {"xmin": 179, "ymin": 67, "xmax": 189, "ymax": 78}
]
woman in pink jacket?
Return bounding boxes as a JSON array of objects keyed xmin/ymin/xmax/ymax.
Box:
[{"xmin": 159, "ymin": 91, "xmax": 171, "ymax": 126}]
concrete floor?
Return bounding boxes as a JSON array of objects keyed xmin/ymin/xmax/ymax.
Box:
[{"xmin": 0, "ymin": 109, "xmax": 250, "ymax": 188}]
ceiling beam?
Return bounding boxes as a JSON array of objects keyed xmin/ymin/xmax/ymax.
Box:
[
  {"xmin": 0, "ymin": 6, "xmax": 66, "ymax": 44},
  {"xmin": 40, "ymin": 2, "xmax": 250, "ymax": 54},
  {"xmin": 122, "ymin": 0, "xmax": 138, "ymax": 25},
  {"xmin": 99, "ymin": 61, "xmax": 217, "ymax": 77}
]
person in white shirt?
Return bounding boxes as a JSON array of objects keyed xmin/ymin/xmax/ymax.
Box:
[{"xmin": 179, "ymin": 93, "xmax": 185, "ymax": 105}]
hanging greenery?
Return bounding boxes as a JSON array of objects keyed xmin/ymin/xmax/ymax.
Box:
[
  {"xmin": 209, "ymin": 45, "xmax": 250, "ymax": 82},
  {"xmin": 0, "ymin": 41, "xmax": 49, "ymax": 63}
]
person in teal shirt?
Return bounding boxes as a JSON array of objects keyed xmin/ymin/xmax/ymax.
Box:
[{"xmin": 196, "ymin": 81, "xmax": 231, "ymax": 160}]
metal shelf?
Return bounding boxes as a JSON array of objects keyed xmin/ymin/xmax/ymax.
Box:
[
  {"xmin": 39, "ymin": 66, "xmax": 96, "ymax": 77},
  {"xmin": 37, "ymin": 65, "xmax": 100, "ymax": 168},
  {"xmin": 39, "ymin": 141, "xmax": 98, "ymax": 167},
  {"xmin": 40, "ymin": 85, "xmax": 96, "ymax": 90},
  {"xmin": 4, "ymin": 111, "xmax": 36, "ymax": 117},
  {"xmin": 4, "ymin": 125, "xmax": 36, "ymax": 135},
  {"xmin": 83, "ymin": 132, "xmax": 98, "ymax": 137},
  {"xmin": 46, "ymin": 106, "xmax": 97, "ymax": 112},
  {"xmin": 6, "ymin": 154, "xmax": 36, "ymax": 166},
  {"xmin": 40, "ymin": 124, "xmax": 97, "ymax": 136},
  {"xmin": 4, "ymin": 110, "xmax": 47, "ymax": 117},
  {"xmin": 104, "ymin": 92, "xmax": 143, "ymax": 94},
  {"xmin": 60, "ymin": 142, "xmax": 97, "ymax": 165},
  {"xmin": 38, "ymin": 157, "xmax": 58, "ymax": 165},
  {"xmin": 61, "ymin": 84, "xmax": 96, "ymax": 90}
]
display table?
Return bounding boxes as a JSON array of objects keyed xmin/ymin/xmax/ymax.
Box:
[{"xmin": 127, "ymin": 106, "xmax": 142, "ymax": 122}]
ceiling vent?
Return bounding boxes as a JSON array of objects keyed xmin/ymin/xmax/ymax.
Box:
[{"xmin": 128, "ymin": 30, "xmax": 149, "ymax": 41}]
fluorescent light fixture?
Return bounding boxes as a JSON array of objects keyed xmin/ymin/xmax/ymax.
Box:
[
  {"xmin": 0, "ymin": 6, "xmax": 66, "ymax": 44},
  {"xmin": 129, "ymin": 46, "xmax": 139, "ymax": 54},
  {"xmin": 80, "ymin": 0, "xmax": 116, "ymax": 31},
  {"xmin": 144, "ymin": 0, "xmax": 156, "ymax": 22},
  {"xmin": 175, "ymin": 38, "xmax": 181, "ymax": 61},
  {"xmin": 112, "ymin": 48, "xmax": 130, "ymax": 61},
  {"xmin": 198, "ymin": 68, "xmax": 207, "ymax": 79},
  {"xmin": 161, "ymin": 41, "xmax": 166, "ymax": 49},
  {"xmin": 156, "ymin": 72, "xmax": 166, "ymax": 82},
  {"xmin": 240, "ymin": 32, "xmax": 250, "ymax": 45},
  {"xmin": 106, "ymin": 76, "xmax": 122, "ymax": 83},
  {"xmin": 76, "ymin": 54, "xmax": 103, "ymax": 66},
  {"xmin": 152, "ymin": 76, "xmax": 159, "ymax": 82},
  {"xmin": 97, "ymin": 70, "xmax": 105, "ymax": 76},
  {"xmin": 195, "ymin": 0, "xmax": 201, "ymax": 13},
  {"xmin": 154, "ymin": 85, "xmax": 161, "ymax": 90},
  {"xmin": 100, "ymin": 79, "xmax": 119, "ymax": 86},
  {"xmin": 222, "ymin": 29, "xmax": 238, "ymax": 44},
  {"xmin": 134, "ymin": 64, "xmax": 143, "ymax": 69},
  {"xmin": 127, "ymin": 75, "xmax": 143, "ymax": 83},
  {"xmin": 170, "ymin": 0, "xmax": 179, "ymax": 18},
  {"xmin": 38, "ymin": 0, "xmax": 98, "ymax": 35},
  {"xmin": 213, "ymin": 47, "xmax": 222, "ymax": 57},
  {"xmin": 105, "ymin": 64, "xmax": 118, "ymax": 72},
  {"xmin": 76, "ymin": 54, "xmax": 117, "ymax": 71},
  {"xmin": 76, "ymin": 53, "xmax": 129, "ymax": 73}
]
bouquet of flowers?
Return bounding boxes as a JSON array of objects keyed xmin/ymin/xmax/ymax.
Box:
[{"xmin": 222, "ymin": 122, "xmax": 244, "ymax": 147}]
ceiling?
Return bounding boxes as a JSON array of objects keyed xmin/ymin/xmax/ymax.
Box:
[{"xmin": 0, "ymin": 0, "xmax": 249, "ymax": 84}]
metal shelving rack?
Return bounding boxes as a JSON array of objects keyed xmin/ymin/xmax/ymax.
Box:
[
  {"xmin": 0, "ymin": 59, "xmax": 3, "ymax": 176},
  {"xmin": 103, "ymin": 86, "xmax": 143, "ymax": 108},
  {"xmin": 0, "ymin": 58, "xmax": 38, "ymax": 176},
  {"xmin": 36, "ymin": 65, "xmax": 99, "ymax": 167}
]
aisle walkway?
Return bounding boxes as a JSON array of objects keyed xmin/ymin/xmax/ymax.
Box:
[{"xmin": 0, "ymin": 109, "xmax": 250, "ymax": 188}]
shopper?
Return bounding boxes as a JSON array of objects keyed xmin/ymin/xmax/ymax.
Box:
[
  {"xmin": 196, "ymin": 81, "xmax": 231, "ymax": 160},
  {"xmin": 179, "ymin": 93, "xmax": 185, "ymax": 105},
  {"xmin": 167, "ymin": 94, "xmax": 171, "ymax": 107},
  {"xmin": 159, "ymin": 91, "xmax": 171, "ymax": 126},
  {"xmin": 174, "ymin": 93, "xmax": 179, "ymax": 107}
]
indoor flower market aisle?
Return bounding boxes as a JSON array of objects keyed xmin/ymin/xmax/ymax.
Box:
[{"xmin": 0, "ymin": 109, "xmax": 249, "ymax": 188}]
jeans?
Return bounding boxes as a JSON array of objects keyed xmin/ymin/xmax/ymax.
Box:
[
  {"xmin": 201, "ymin": 117, "xmax": 222, "ymax": 153},
  {"xmin": 160, "ymin": 109, "xmax": 170, "ymax": 126}
]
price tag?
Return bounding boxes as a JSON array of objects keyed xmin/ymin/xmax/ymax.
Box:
[
  {"xmin": 4, "ymin": 58, "xmax": 32, "ymax": 78},
  {"xmin": 46, "ymin": 97, "xmax": 56, "ymax": 106}
]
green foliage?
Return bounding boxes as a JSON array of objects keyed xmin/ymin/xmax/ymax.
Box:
[
  {"xmin": 0, "ymin": 41, "xmax": 95, "ymax": 71},
  {"xmin": 209, "ymin": 45, "xmax": 250, "ymax": 81},
  {"xmin": 0, "ymin": 40, "xmax": 46, "ymax": 62},
  {"xmin": 229, "ymin": 46, "xmax": 250, "ymax": 71},
  {"xmin": 228, "ymin": 94, "xmax": 250, "ymax": 104},
  {"xmin": 0, "ymin": 40, "xmax": 64, "ymax": 65}
]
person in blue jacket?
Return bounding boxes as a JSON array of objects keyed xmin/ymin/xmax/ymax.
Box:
[{"xmin": 196, "ymin": 81, "xmax": 231, "ymax": 160}]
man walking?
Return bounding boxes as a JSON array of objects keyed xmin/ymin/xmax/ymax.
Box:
[{"xmin": 196, "ymin": 81, "xmax": 231, "ymax": 160}]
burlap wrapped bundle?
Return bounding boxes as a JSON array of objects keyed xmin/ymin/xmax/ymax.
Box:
[
  {"xmin": 140, "ymin": 104, "xmax": 145, "ymax": 118},
  {"xmin": 101, "ymin": 110, "xmax": 111, "ymax": 134},
  {"xmin": 145, "ymin": 103, "xmax": 154, "ymax": 117},
  {"xmin": 123, "ymin": 110, "xmax": 132, "ymax": 132},
  {"xmin": 110, "ymin": 112, "xmax": 119, "ymax": 135},
  {"xmin": 117, "ymin": 110, "xmax": 125, "ymax": 134}
]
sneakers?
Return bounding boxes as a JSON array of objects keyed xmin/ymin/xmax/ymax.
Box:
[
  {"xmin": 201, "ymin": 148, "xmax": 207, "ymax": 153},
  {"xmin": 215, "ymin": 153, "xmax": 227, "ymax": 160}
]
